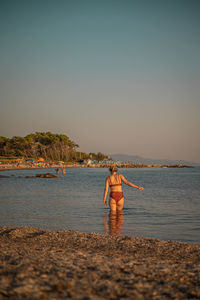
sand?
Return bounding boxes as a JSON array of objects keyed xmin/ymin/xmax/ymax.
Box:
[{"xmin": 0, "ymin": 226, "xmax": 200, "ymax": 299}]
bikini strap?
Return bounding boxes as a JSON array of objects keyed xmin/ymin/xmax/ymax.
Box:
[{"xmin": 109, "ymin": 174, "xmax": 122, "ymax": 186}]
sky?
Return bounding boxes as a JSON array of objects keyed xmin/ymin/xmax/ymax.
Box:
[{"xmin": 0, "ymin": 0, "xmax": 200, "ymax": 163}]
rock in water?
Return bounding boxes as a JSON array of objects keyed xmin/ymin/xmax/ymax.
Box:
[
  {"xmin": 0, "ymin": 175, "xmax": 9, "ymax": 178},
  {"xmin": 36, "ymin": 173, "xmax": 57, "ymax": 178}
]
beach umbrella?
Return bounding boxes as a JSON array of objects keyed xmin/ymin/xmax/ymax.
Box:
[
  {"xmin": 38, "ymin": 157, "xmax": 44, "ymax": 161},
  {"xmin": 25, "ymin": 159, "xmax": 33, "ymax": 162}
]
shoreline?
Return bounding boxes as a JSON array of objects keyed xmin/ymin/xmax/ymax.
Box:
[
  {"xmin": 0, "ymin": 164, "xmax": 195, "ymax": 172},
  {"xmin": 0, "ymin": 165, "xmax": 78, "ymax": 172},
  {"xmin": 0, "ymin": 226, "xmax": 200, "ymax": 299}
]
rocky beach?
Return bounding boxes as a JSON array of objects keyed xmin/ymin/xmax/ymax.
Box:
[{"xmin": 0, "ymin": 226, "xmax": 200, "ymax": 299}]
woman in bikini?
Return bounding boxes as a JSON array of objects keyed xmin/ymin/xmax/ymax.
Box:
[{"xmin": 104, "ymin": 166, "xmax": 144, "ymax": 211}]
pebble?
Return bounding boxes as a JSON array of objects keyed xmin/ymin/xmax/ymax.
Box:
[{"xmin": 0, "ymin": 226, "xmax": 200, "ymax": 299}]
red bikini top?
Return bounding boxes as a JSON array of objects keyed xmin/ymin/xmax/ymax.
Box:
[{"xmin": 110, "ymin": 183, "xmax": 121, "ymax": 187}]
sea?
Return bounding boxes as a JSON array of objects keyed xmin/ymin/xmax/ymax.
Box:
[{"xmin": 0, "ymin": 167, "xmax": 200, "ymax": 244}]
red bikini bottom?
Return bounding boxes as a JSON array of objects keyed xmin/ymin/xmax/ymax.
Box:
[{"xmin": 110, "ymin": 192, "xmax": 124, "ymax": 203}]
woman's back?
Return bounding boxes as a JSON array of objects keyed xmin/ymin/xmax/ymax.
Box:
[{"xmin": 109, "ymin": 174, "xmax": 122, "ymax": 191}]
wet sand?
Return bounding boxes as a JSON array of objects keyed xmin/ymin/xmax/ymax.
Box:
[{"xmin": 0, "ymin": 226, "xmax": 200, "ymax": 299}]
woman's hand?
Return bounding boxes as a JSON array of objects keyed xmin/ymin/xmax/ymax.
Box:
[
  {"xmin": 138, "ymin": 186, "xmax": 144, "ymax": 190},
  {"xmin": 104, "ymin": 199, "xmax": 107, "ymax": 206}
]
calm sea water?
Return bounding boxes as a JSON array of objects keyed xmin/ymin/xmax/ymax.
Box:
[{"xmin": 0, "ymin": 167, "xmax": 200, "ymax": 243}]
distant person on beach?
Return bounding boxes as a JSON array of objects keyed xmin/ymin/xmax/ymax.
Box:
[
  {"xmin": 62, "ymin": 167, "xmax": 65, "ymax": 175},
  {"xmin": 104, "ymin": 166, "xmax": 144, "ymax": 211},
  {"xmin": 55, "ymin": 168, "xmax": 60, "ymax": 175}
]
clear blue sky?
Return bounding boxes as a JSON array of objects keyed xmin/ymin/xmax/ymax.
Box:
[{"xmin": 0, "ymin": 0, "xmax": 200, "ymax": 162}]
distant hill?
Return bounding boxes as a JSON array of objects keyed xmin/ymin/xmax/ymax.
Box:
[{"xmin": 110, "ymin": 154, "xmax": 199, "ymax": 166}]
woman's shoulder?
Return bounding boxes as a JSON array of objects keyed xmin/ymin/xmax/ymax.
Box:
[{"xmin": 118, "ymin": 174, "xmax": 125, "ymax": 180}]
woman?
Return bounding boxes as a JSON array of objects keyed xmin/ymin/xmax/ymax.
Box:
[{"xmin": 104, "ymin": 166, "xmax": 144, "ymax": 211}]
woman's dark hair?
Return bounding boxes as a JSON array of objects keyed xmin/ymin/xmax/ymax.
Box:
[{"xmin": 109, "ymin": 166, "xmax": 118, "ymax": 173}]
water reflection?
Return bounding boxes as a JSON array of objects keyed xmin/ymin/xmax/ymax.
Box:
[{"xmin": 104, "ymin": 211, "xmax": 124, "ymax": 236}]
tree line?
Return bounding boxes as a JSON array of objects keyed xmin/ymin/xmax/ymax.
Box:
[{"xmin": 0, "ymin": 132, "xmax": 109, "ymax": 162}]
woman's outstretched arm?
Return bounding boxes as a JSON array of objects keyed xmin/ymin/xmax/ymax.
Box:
[
  {"xmin": 120, "ymin": 175, "xmax": 144, "ymax": 190},
  {"xmin": 103, "ymin": 178, "xmax": 109, "ymax": 206}
]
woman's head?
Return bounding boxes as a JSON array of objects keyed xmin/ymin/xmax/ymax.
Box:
[{"xmin": 109, "ymin": 166, "xmax": 118, "ymax": 174}]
